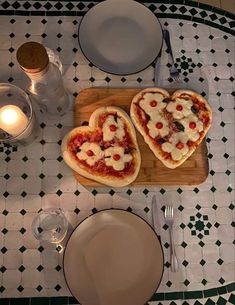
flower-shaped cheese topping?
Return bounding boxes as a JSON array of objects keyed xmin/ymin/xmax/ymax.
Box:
[
  {"xmin": 166, "ymin": 98, "xmax": 193, "ymax": 119},
  {"xmin": 102, "ymin": 115, "xmax": 125, "ymax": 142},
  {"xmin": 76, "ymin": 142, "xmax": 104, "ymax": 166},
  {"xmin": 104, "ymin": 146, "xmax": 132, "ymax": 171},
  {"xmin": 180, "ymin": 114, "xmax": 203, "ymax": 142},
  {"xmin": 161, "ymin": 132, "xmax": 189, "ymax": 161},
  {"xmin": 147, "ymin": 115, "xmax": 169, "ymax": 138},
  {"xmin": 139, "ymin": 93, "xmax": 166, "ymax": 118}
]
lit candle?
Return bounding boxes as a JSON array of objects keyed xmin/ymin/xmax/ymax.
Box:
[{"xmin": 0, "ymin": 105, "xmax": 29, "ymax": 136}]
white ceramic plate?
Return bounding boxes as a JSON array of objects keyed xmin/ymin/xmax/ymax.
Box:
[
  {"xmin": 78, "ymin": 0, "xmax": 162, "ymax": 75},
  {"xmin": 63, "ymin": 210, "xmax": 164, "ymax": 305}
]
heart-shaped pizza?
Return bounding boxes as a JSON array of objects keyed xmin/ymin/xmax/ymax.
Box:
[
  {"xmin": 130, "ymin": 88, "xmax": 212, "ymax": 169},
  {"xmin": 61, "ymin": 106, "xmax": 141, "ymax": 187}
]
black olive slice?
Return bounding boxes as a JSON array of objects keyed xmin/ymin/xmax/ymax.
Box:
[{"xmin": 174, "ymin": 121, "xmax": 185, "ymax": 131}]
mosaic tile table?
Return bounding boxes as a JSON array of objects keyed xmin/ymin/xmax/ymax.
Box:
[{"xmin": 0, "ymin": 1, "xmax": 234, "ymax": 305}]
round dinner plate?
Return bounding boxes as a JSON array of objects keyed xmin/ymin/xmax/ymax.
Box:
[
  {"xmin": 63, "ymin": 209, "xmax": 164, "ymax": 305},
  {"xmin": 78, "ymin": 0, "xmax": 162, "ymax": 75}
]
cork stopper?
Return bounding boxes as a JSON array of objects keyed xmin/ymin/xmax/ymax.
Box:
[{"xmin": 16, "ymin": 41, "xmax": 49, "ymax": 73}]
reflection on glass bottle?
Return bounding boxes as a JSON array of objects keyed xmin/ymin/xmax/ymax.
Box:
[{"xmin": 16, "ymin": 41, "xmax": 72, "ymax": 116}]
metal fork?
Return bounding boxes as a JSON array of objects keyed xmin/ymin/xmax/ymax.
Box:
[
  {"xmin": 163, "ymin": 29, "xmax": 180, "ymax": 81},
  {"xmin": 164, "ymin": 205, "xmax": 179, "ymax": 272}
]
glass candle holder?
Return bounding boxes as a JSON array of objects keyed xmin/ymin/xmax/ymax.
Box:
[{"xmin": 0, "ymin": 83, "xmax": 39, "ymax": 145}]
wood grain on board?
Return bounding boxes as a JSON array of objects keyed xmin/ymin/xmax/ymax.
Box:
[{"xmin": 73, "ymin": 88, "xmax": 209, "ymax": 186}]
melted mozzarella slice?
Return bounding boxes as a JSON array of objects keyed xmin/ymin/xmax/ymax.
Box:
[
  {"xmin": 104, "ymin": 146, "xmax": 132, "ymax": 171},
  {"xmin": 76, "ymin": 142, "xmax": 104, "ymax": 166},
  {"xmin": 162, "ymin": 142, "xmax": 173, "ymax": 153},
  {"xmin": 102, "ymin": 115, "xmax": 125, "ymax": 142},
  {"xmin": 180, "ymin": 114, "xmax": 203, "ymax": 142},
  {"xmin": 171, "ymin": 131, "xmax": 189, "ymax": 144},
  {"xmin": 139, "ymin": 93, "xmax": 166, "ymax": 118},
  {"xmin": 171, "ymin": 149, "xmax": 182, "ymax": 161},
  {"xmin": 147, "ymin": 115, "xmax": 169, "ymax": 138},
  {"xmin": 161, "ymin": 132, "xmax": 189, "ymax": 161},
  {"xmin": 142, "ymin": 93, "xmax": 164, "ymax": 103},
  {"xmin": 166, "ymin": 98, "xmax": 193, "ymax": 119}
]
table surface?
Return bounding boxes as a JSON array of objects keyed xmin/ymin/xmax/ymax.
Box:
[{"xmin": 0, "ymin": 1, "xmax": 234, "ymax": 305}]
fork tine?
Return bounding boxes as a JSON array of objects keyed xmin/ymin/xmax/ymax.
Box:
[
  {"xmin": 170, "ymin": 206, "xmax": 174, "ymax": 217},
  {"xmin": 165, "ymin": 205, "xmax": 174, "ymax": 218},
  {"xmin": 165, "ymin": 205, "xmax": 170, "ymax": 217},
  {"xmin": 166, "ymin": 206, "xmax": 170, "ymax": 216},
  {"xmin": 174, "ymin": 78, "xmax": 180, "ymax": 82},
  {"xmin": 168, "ymin": 206, "xmax": 171, "ymax": 215},
  {"xmin": 164, "ymin": 205, "xmax": 168, "ymax": 217}
]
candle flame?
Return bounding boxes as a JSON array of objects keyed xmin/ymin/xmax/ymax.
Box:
[{"xmin": 1, "ymin": 108, "xmax": 18, "ymax": 125}]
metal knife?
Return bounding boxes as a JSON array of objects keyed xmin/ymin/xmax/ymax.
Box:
[
  {"xmin": 154, "ymin": 48, "xmax": 162, "ymax": 86},
  {"xmin": 151, "ymin": 194, "xmax": 161, "ymax": 238}
]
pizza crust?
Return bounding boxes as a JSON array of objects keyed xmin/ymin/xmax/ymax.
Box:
[
  {"xmin": 130, "ymin": 88, "xmax": 212, "ymax": 169},
  {"xmin": 61, "ymin": 106, "xmax": 141, "ymax": 187}
]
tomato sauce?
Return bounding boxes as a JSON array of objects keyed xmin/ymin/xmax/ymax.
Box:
[
  {"xmin": 93, "ymin": 159, "xmax": 135, "ymax": 177},
  {"xmin": 68, "ymin": 112, "xmax": 136, "ymax": 177},
  {"xmin": 136, "ymin": 105, "xmax": 149, "ymax": 134},
  {"xmin": 77, "ymin": 158, "xmax": 135, "ymax": 177}
]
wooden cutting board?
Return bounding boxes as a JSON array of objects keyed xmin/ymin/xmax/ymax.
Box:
[{"xmin": 74, "ymin": 88, "xmax": 208, "ymax": 186}]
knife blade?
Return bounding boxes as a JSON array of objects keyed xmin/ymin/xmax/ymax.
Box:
[
  {"xmin": 151, "ymin": 194, "xmax": 161, "ymax": 238},
  {"xmin": 154, "ymin": 48, "xmax": 162, "ymax": 87}
]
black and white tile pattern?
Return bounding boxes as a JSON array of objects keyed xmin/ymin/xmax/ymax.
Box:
[
  {"xmin": 0, "ymin": 1, "xmax": 234, "ymax": 304},
  {"xmin": 0, "ymin": 0, "xmax": 234, "ymax": 35}
]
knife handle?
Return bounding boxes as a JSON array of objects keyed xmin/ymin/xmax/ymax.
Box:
[
  {"xmin": 163, "ymin": 29, "xmax": 174, "ymax": 62},
  {"xmin": 169, "ymin": 228, "xmax": 179, "ymax": 272}
]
